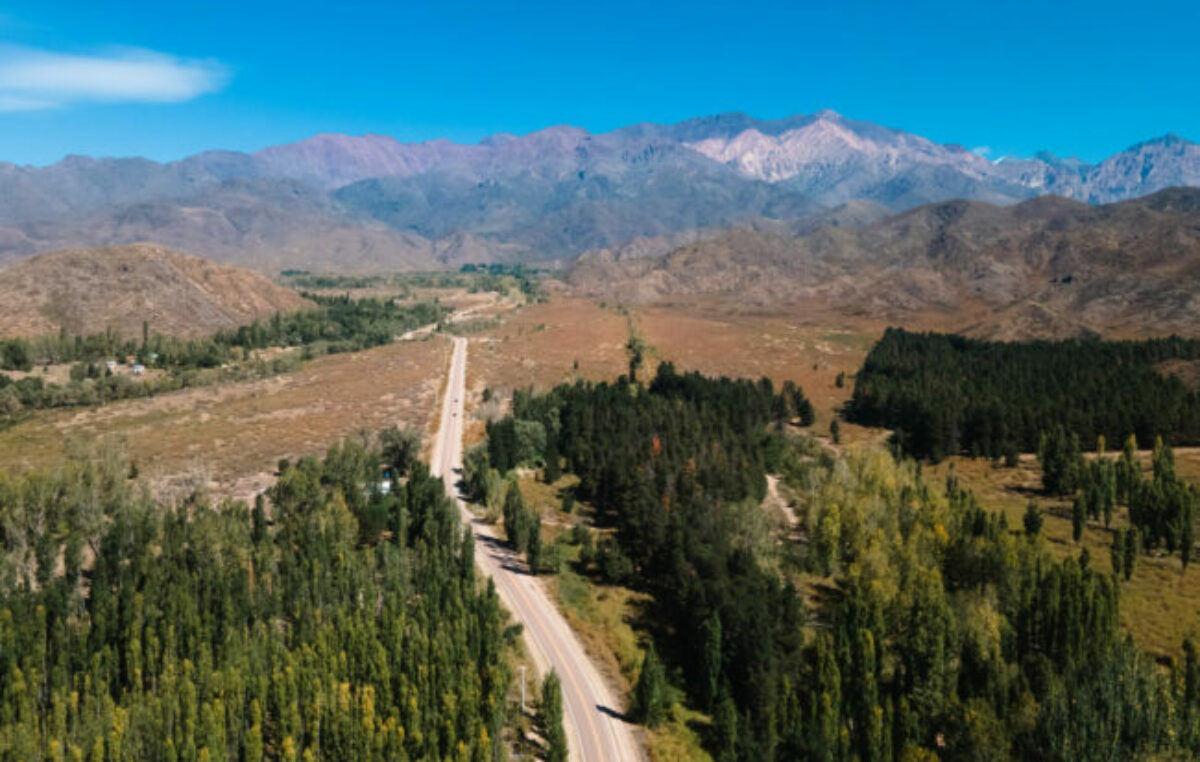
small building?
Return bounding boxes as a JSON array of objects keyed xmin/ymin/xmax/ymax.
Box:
[
  {"xmin": 132, "ymin": 364, "xmax": 145, "ymax": 376},
  {"xmin": 105, "ymin": 360, "xmax": 117, "ymax": 371}
]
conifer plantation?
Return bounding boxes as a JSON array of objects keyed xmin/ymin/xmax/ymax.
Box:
[
  {"xmin": 0, "ymin": 434, "xmax": 512, "ymax": 761},
  {"xmin": 481, "ymin": 362, "xmax": 1200, "ymax": 761},
  {"xmin": 847, "ymin": 328, "xmax": 1200, "ymax": 460}
]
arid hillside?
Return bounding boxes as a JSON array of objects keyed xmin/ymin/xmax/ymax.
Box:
[
  {"xmin": 0, "ymin": 243, "xmax": 312, "ymax": 339},
  {"xmin": 569, "ymin": 187, "xmax": 1200, "ymax": 338}
]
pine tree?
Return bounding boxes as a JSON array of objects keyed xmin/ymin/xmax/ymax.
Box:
[{"xmin": 701, "ymin": 616, "xmax": 723, "ymax": 711}]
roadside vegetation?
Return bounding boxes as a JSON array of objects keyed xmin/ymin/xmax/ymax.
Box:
[{"xmin": 473, "ymin": 360, "xmax": 1200, "ymax": 761}]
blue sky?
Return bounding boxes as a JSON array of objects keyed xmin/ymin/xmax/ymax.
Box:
[{"xmin": 0, "ymin": 0, "xmax": 1197, "ymax": 165}]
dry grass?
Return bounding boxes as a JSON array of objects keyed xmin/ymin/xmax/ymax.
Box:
[
  {"xmin": 633, "ymin": 306, "xmax": 880, "ymax": 423},
  {"xmin": 927, "ymin": 451, "xmax": 1200, "ymax": 659},
  {"xmin": 467, "ymin": 298, "xmax": 630, "ymax": 395},
  {"xmin": 0, "ymin": 243, "xmax": 311, "ymax": 339},
  {"xmin": 0, "ymin": 336, "xmax": 451, "ymax": 503},
  {"xmin": 463, "ymin": 297, "xmax": 880, "ymax": 429},
  {"xmin": 1159, "ymin": 359, "xmax": 1200, "ymax": 391}
]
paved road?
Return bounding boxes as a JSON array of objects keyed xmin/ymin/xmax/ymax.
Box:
[{"xmin": 430, "ymin": 336, "xmax": 644, "ymax": 762}]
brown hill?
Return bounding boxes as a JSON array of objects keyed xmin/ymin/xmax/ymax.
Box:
[
  {"xmin": 568, "ymin": 188, "xmax": 1200, "ymax": 339},
  {"xmin": 0, "ymin": 243, "xmax": 312, "ymax": 339}
]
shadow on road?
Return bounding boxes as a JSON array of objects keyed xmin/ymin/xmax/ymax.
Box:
[
  {"xmin": 596, "ymin": 705, "xmax": 630, "ymax": 722},
  {"xmin": 475, "ymin": 531, "xmax": 534, "ymax": 576}
]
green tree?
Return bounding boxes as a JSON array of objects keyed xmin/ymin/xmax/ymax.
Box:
[
  {"xmin": 504, "ymin": 480, "xmax": 529, "ymax": 552},
  {"xmin": 541, "ymin": 671, "xmax": 568, "ymax": 762},
  {"xmin": 1039, "ymin": 426, "xmax": 1084, "ymax": 496},
  {"xmin": 1024, "ymin": 502, "xmax": 1043, "ymax": 537},
  {"xmin": 701, "ymin": 615, "xmax": 723, "ymax": 711},
  {"xmin": 1111, "ymin": 530, "xmax": 1125, "ymax": 581},
  {"xmin": 1124, "ymin": 527, "xmax": 1140, "ymax": 580},
  {"xmin": 1153, "ymin": 435, "xmax": 1177, "ymax": 484},
  {"xmin": 632, "ymin": 642, "xmax": 668, "ymax": 728},
  {"xmin": 527, "ymin": 513, "xmax": 544, "ymax": 573},
  {"xmin": 626, "ymin": 335, "xmax": 646, "ymax": 383},
  {"xmin": 379, "ymin": 425, "xmax": 421, "ymax": 477},
  {"xmin": 543, "ymin": 429, "xmax": 562, "ymax": 484},
  {"xmin": 1072, "ymin": 496, "xmax": 1085, "ymax": 543},
  {"xmin": 711, "ymin": 691, "xmax": 738, "ymax": 762}
]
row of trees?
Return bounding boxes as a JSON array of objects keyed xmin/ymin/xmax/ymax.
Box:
[
  {"xmin": 485, "ymin": 364, "xmax": 1200, "ymax": 760},
  {"xmin": 0, "ymin": 296, "xmax": 446, "ymax": 425},
  {"xmin": 0, "ymin": 431, "xmax": 514, "ymax": 761},
  {"xmin": 0, "ymin": 295, "xmax": 445, "ymax": 373},
  {"xmin": 846, "ymin": 328, "xmax": 1200, "ymax": 460}
]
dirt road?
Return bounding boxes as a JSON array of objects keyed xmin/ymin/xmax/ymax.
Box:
[{"xmin": 430, "ymin": 336, "xmax": 644, "ymax": 762}]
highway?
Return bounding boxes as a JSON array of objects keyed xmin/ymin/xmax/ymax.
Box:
[{"xmin": 430, "ymin": 335, "xmax": 644, "ymax": 762}]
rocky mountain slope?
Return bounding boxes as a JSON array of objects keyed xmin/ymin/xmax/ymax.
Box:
[
  {"xmin": 0, "ymin": 243, "xmax": 312, "ymax": 339},
  {"xmin": 569, "ymin": 188, "xmax": 1200, "ymax": 339},
  {"xmin": 0, "ymin": 112, "xmax": 1196, "ymax": 269}
]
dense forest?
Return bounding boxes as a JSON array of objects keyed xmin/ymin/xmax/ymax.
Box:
[
  {"xmin": 479, "ymin": 363, "xmax": 1200, "ymax": 761},
  {"xmin": 0, "ymin": 431, "xmax": 514, "ymax": 761},
  {"xmin": 0, "ymin": 296, "xmax": 445, "ymax": 425},
  {"xmin": 846, "ymin": 328, "xmax": 1200, "ymax": 461}
]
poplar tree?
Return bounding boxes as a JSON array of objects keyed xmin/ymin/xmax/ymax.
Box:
[
  {"xmin": 633, "ymin": 643, "xmax": 668, "ymax": 728},
  {"xmin": 541, "ymin": 671, "xmax": 568, "ymax": 762}
]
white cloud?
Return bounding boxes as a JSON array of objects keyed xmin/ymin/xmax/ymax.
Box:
[
  {"xmin": 0, "ymin": 45, "xmax": 228, "ymax": 111},
  {"xmin": 971, "ymin": 145, "xmax": 993, "ymax": 158}
]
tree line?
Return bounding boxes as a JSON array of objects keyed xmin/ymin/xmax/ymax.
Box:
[
  {"xmin": 0, "ymin": 296, "xmax": 445, "ymax": 426},
  {"xmin": 479, "ymin": 363, "xmax": 1200, "ymax": 760},
  {"xmin": 846, "ymin": 328, "xmax": 1200, "ymax": 460},
  {"xmin": 0, "ymin": 430, "xmax": 514, "ymax": 761}
]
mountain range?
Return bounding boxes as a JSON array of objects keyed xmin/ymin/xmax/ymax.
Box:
[
  {"xmin": 569, "ymin": 187, "xmax": 1200, "ymax": 339},
  {"xmin": 0, "ymin": 110, "xmax": 1198, "ymax": 270}
]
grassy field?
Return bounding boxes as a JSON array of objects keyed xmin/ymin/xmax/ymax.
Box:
[
  {"xmin": 461, "ymin": 296, "xmax": 878, "ymax": 441},
  {"xmin": 927, "ymin": 450, "xmax": 1200, "ymax": 659},
  {"xmin": 633, "ymin": 306, "xmax": 877, "ymax": 423},
  {"xmin": 0, "ymin": 336, "xmax": 451, "ymax": 503}
]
